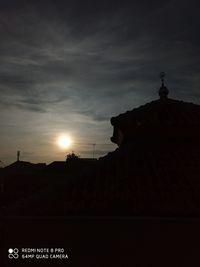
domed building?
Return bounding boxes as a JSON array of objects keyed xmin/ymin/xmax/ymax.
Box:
[
  {"xmin": 71, "ymin": 75, "xmax": 200, "ymax": 216},
  {"xmin": 111, "ymin": 78, "xmax": 200, "ymax": 148}
]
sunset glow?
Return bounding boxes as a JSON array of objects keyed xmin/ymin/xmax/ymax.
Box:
[{"xmin": 57, "ymin": 135, "xmax": 72, "ymax": 149}]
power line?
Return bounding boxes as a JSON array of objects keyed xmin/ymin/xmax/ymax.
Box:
[{"xmin": 73, "ymin": 142, "xmax": 115, "ymax": 146}]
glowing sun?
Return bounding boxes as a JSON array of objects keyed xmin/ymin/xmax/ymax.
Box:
[{"xmin": 57, "ymin": 135, "xmax": 72, "ymax": 149}]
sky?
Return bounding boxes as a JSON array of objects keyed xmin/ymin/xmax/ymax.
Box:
[{"xmin": 0, "ymin": 0, "xmax": 200, "ymax": 165}]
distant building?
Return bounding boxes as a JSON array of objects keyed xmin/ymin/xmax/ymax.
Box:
[
  {"xmin": 1, "ymin": 161, "xmax": 47, "ymax": 206},
  {"xmin": 46, "ymin": 161, "xmax": 68, "ymax": 172},
  {"xmin": 46, "ymin": 158, "xmax": 97, "ymax": 173},
  {"xmin": 4, "ymin": 161, "xmax": 46, "ymax": 173}
]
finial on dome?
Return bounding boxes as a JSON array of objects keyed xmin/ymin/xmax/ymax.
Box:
[
  {"xmin": 158, "ymin": 72, "xmax": 169, "ymax": 99},
  {"xmin": 160, "ymin": 72, "xmax": 165, "ymax": 86}
]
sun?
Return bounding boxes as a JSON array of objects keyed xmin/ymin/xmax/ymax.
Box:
[{"xmin": 57, "ymin": 135, "xmax": 72, "ymax": 149}]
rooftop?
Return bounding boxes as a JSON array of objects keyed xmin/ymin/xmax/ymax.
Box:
[{"xmin": 111, "ymin": 97, "xmax": 200, "ymax": 127}]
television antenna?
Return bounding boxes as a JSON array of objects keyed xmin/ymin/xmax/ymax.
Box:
[{"xmin": 88, "ymin": 143, "xmax": 96, "ymax": 159}]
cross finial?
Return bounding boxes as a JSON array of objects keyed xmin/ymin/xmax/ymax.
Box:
[
  {"xmin": 158, "ymin": 72, "xmax": 169, "ymax": 99},
  {"xmin": 159, "ymin": 72, "xmax": 165, "ymax": 86}
]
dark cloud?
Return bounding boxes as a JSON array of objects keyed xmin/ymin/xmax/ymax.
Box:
[{"xmin": 0, "ymin": 0, "xmax": 200, "ymax": 163}]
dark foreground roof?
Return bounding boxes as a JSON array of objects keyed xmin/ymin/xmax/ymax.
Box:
[
  {"xmin": 111, "ymin": 98, "xmax": 200, "ymax": 127},
  {"xmin": 110, "ymin": 97, "xmax": 200, "ymax": 144}
]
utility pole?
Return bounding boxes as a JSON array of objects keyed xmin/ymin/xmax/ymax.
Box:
[{"xmin": 17, "ymin": 150, "xmax": 20, "ymax": 161}]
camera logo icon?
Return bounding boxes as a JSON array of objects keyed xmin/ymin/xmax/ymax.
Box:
[{"xmin": 8, "ymin": 248, "xmax": 19, "ymax": 259}]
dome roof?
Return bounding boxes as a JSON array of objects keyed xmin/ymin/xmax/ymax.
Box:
[{"xmin": 111, "ymin": 98, "xmax": 200, "ymax": 127}]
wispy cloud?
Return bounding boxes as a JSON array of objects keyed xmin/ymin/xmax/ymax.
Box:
[{"xmin": 0, "ymin": 0, "xmax": 200, "ymax": 163}]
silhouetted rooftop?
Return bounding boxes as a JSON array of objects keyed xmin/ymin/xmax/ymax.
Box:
[
  {"xmin": 111, "ymin": 98, "xmax": 200, "ymax": 127},
  {"xmin": 4, "ymin": 161, "xmax": 46, "ymax": 172},
  {"xmin": 3, "ymin": 82, "xmax": 200, "ymax": 216},
  {"xmin": 111, "ymin": 97, "xmax": 200, "ymax": 144}
]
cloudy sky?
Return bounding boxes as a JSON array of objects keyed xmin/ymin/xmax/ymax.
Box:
[{"xmin": 0, "ymin": 0, "xmax": 200, "ymax": 165}]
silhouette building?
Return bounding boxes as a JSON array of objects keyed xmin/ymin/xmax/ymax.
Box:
[
  {"xmin": 111, "ymin": 80, "xmax": 200, "ymax": 147},
  {"xmin": 66, "ymin": 77, "xmax": 200, "ymax": 216},
  {"xmin": 3, "ymin": 77, "xmax": 200, "ymax": 216}
]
